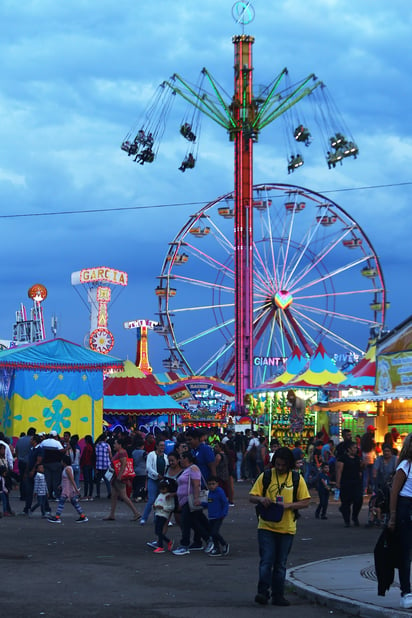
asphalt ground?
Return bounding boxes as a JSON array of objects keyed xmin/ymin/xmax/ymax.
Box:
[{"xmin": 0, "ymin": 483, "xmax": 383, "ymax": 618}]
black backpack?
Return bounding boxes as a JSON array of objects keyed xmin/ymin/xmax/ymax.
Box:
[{"xmin": 257, "ymin": 468, "xmax": 301, "ymax": 521}]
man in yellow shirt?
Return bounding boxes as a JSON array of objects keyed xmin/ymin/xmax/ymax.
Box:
[{"xmin": 249, "ymin": 447, "xmax": 310, "ymax": 606}]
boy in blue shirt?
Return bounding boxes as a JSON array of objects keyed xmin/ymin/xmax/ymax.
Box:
[{"xmin": 206, "ymin": 476, "xmax": 229, "ymax": 556}]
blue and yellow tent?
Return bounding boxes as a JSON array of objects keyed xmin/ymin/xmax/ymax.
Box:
[{"xmin": 0, "ymin": 338, "xmax": 123, "ymax": 439}]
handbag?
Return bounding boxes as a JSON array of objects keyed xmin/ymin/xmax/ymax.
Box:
[
  {"xmin": 113, "ymin": 458, "xmax": 136, "ymax": 480},
  {"xmin": 255, "ymin": 501, "xmax": 284, "ymax": 522},
  {"xmin": 104, "ymin": 466, "xmax": 114, "ymax": 482},
  {"xmin": 187, "ymin": 469, "xmax": 209, "ymax": 511}
]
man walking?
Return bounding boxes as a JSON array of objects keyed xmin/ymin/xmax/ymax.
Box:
[{"xmin": 249, "ymin": 447, "xmax": 310, "ymax": 606}]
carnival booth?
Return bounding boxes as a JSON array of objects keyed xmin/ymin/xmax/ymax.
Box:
[
  {"xmin": 0, "ymin": 338, "xmax": 123, "ymax": 439},
  {"xmin": 154, "ymin": 374, "xmax": 235, "ymax": 429},
  {"xmin": 104, "ymin": 360, "xmax": 185, "ymax": 432},
  {"xmin": 375, "ymin": 315, "xmax": 412, "ymax": 435}
]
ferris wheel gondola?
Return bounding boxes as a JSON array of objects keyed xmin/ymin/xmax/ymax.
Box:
[{"xmin": 155, "ymin": 183, "xmax": 387, "ymax": 386}]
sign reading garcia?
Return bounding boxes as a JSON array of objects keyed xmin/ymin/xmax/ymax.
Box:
[{"xmin": 71, "ymin": 267, "xmax": 128, "ymax": 286}]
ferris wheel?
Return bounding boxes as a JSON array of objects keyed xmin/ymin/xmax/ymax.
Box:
[{"xmin": 155, "ymin": 183, "xmax": 388, "ymax": 386}]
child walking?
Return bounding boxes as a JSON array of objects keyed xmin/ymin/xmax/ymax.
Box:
[
  {"xmin": 48, "ymin": 456, "xmax": 88, "ymax": 524},
  {"xmin": 31, "ymin": 463, "xmax": 48, "ymax": 517},
  {"xmin": 0, "ymin": 465, "xmax": 14, "ymax": 516},
  {"xmin": 206, "ymin": 476, "xmax": 229, "ymax": 556},
  {"xmin": 315, "ymin": 462, "xmax": 331, "ymax": 520},
  {"xmin": 151, "ymin": 478, "xmax": 177, "ymax": 553}
]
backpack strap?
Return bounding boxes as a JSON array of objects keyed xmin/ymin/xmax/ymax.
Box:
[
  {"xmin": 261, "ymin": 468, "xmax": 272, "ymax": 497},
  {"xmin": 291, "ymin": 470, "xmax": 301, "ymax": 521}
]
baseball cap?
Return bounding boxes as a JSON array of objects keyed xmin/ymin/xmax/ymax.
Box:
[
  {"xmin": 50, "ymin": 430, "xmax": 58, "ymax": 436},
  {"xmin": 366, "ymin": 425, "xmax": 376, "ymax": 432}
]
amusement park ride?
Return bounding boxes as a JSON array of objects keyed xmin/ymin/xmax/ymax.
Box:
[
  {"xmin": 12, "ymin": 283, "xmax": 48, "ymax": 344},
  {"xmin": 121, "ymin": 2, "xmax": 388, "ymax": 412}
]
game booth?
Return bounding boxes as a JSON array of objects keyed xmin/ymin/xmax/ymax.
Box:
[{"xmin": 0, "ymin": 338, "xmax": 123, "ymax": 439}]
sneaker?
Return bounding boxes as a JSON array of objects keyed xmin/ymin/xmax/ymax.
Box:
[
  {"xmin": 167, "ymin": 540, "xmax": 174, "ymax": 551},
  {"xmin": 76, "ymin": 515, "xmax": 88, "ymax": 523},
  {"xmin": 147, "ymin": 541, "xmax": 158, "ymax": 549},
  {"xmin": 229, "ymin": 503, "xmax": 235, "ymax": 507},
  {"xmin": 172, "ymin": 546, "xmax": 190, "ymax": 556},
  {"xmin": 400, "ymin": 593, "xmax": 412, "ymax": 609},
  {"xmin": 221, "ymin": 543, "xmax": 230, "ymax": 556},
  {"xmin": 188, "ymin": 542, "xmax": 203, "ymax": 551},
  {"xmin": 209, "ymin": 547, "xmax": 222, "ymax": 556},
  {"xmin": 153, "ymin": 547, "xmax": 165, "ymax": 554},
  {"xmin": 272, "ymin": 596, "xmax": 290, "ymax": 606},
  {"xmin": 204, "ymin": 540, "xmax": 214, "ymax": 553},
  {"xmin": 254, "ymin": 593, "xmax": 269, "ymax": 605},
  {"xmin": 48, "ymin": 515, "xmax": 61, "ymax": 524},
  {"xmin": 140, "ymin": 518, "xmax": 146, "ymax": 526},
  {"xmin": 168, "ymin": 520, "xmax": 173, "ymax": 526}
]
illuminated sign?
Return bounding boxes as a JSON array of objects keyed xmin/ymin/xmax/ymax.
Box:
[
  {"xmin": 71, "ymin": 267, "xmax": 128, "ymax": 286},
  {"xmin": 376, "ymin": 351, "xmax": 412, "ymax": 395},
  {"xmin": 253, "ymin": 356, "xmax": 287, "ymax": 367},
  {"xmin": 123, "ymin": 319, "xmax": 158, "ymax": 330}
]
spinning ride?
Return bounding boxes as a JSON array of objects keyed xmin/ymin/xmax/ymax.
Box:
[{"xmin": 155, "ymin": 183, "xmax": 387, "ymax": 387}]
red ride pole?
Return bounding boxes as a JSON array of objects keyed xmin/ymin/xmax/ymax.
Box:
[{"xmin": 232, "ymin": 35, "xmax": 255, "ymax": 414}]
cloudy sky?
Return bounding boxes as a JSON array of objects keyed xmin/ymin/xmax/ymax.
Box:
[{"xmin": 0, "ymin": 0, "xmax": 411, "ymax": 374}]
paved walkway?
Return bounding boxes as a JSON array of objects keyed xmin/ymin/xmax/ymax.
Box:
[{"xmin": 288, "ymin": 554, "xmax": 410, "ymax": 618}]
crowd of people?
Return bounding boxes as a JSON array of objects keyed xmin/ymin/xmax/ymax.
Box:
[{"xmin": 0, "ymin": 423, "xmax": 411, "ymax": 609}]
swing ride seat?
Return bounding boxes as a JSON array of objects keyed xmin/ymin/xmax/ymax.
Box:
[
  {"xmin": 294, "ymin": 125, "xmax": 311, "ymax": 143},
  {"xmin": 121, "ymin": 141, "xmax": 132, "ymax": 152},
  {"xmin": 330, "ymin": 132, "xmax": 348, "ymax": 149}
]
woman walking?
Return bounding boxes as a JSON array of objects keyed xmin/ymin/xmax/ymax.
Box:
[
  {"xmin": 388, "ymin": 433, "xmax": 412, "ymax": 609},
  {"xmin": 336, "ymin": 441, "xmax": 363, "ymax": 527},
  {"xmin": 103, "ymin": 437, "xmax": 141, "ymax": 521}
]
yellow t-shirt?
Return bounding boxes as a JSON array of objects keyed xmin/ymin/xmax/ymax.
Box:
[{"xmin": 250, "ymin": 469, "xmax": 310, "ymax": 534}]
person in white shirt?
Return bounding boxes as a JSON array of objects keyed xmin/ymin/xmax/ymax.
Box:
[{"xmin": 388, "ymin": 432, "xmax": 412, "ymax": 610}]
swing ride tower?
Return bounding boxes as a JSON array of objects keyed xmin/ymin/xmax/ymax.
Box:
[
  {"xmin": 231, "ymin": 34, "xmax": 255, "ymax": 413},
  {"xmin": 122, "ymin": 2, "xmax": 363, "ymax": 414}
]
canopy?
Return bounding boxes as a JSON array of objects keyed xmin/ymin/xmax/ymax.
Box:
[
  {"xmin": 0, "ymin": 339, "xmax": 123, "ymax": 438},
  {"xmin": 341, "ymin": 343, "xmax": 376, "ymax": 390},
  {"xmin": 0, "ymin": 338, "xmax": 124, "ymax": 371},
  {"xmin": 104, "ymin": 360, "xmax": 185, "ymax": 416},
  {"xmin": 263, "ymin": 347, "xmax": 308, "ymax": 388},
  {"xmin": 286, "ymin": 343, "xmax": 346, "ymax": 388}
]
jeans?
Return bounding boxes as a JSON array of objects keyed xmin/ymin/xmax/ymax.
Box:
[
  {"xmin": 316, "ymin": 488, "xmax": 329, "ymax": 518},
  {"xmin": 396, "ymin": 496, "xmax": 412, "ymax": 595},
  {"xmin": 209, "ymin": 518, "xmax": 226, "ymax": 549},
  {"xmin": 179, "ymin": 502, "xmax": 210, "ymax": 548},
  {"xmin": 142, "ymin": 478, "xmax": 159, "ymax": 522},
  {"xmin": 363, "ymin": 464, "xmax": 374, "ymax": 493},
  {"xmin": 340, "ymin": 481, "xmax": 363, "ymax": 524},
  {"xmin": 236, "ymin": 452, "xmax": 243, "ymax": 480},
  {"xmin": 95, "ymin": 469, "xmax": 111, "ymax": 497},
  {"xmin": 82, "ymin": 465, "xmax": 94, "ymax": 497},
  {"xmin": 31, "ymin": 494, "xmax": 47, "ymax": 516},
  {"xmin": 44, "ymin": 462, "xmax": 62, "ymax": 499},
  {"xmin": 18, "ymin": 460, "xmax": 28, "ymax": 499},
  {"xmin": 72, "ymin": 465, "xmax": 80, "ymax": 488},
  {"xmin": 1, "ymin": 490, "xmax": 12, "ymax": 514},
  {"xmin": 155, "ymin": 515, "xmax": 170, "ymax": 548},
  {"xmin": 257, "ymin": 529, "xmax": 294, "ymax": 598}
]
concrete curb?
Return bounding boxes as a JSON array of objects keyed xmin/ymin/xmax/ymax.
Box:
[{"xmin": 287, "ymin": 556, "xmax": 411, "ymax": 618}]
